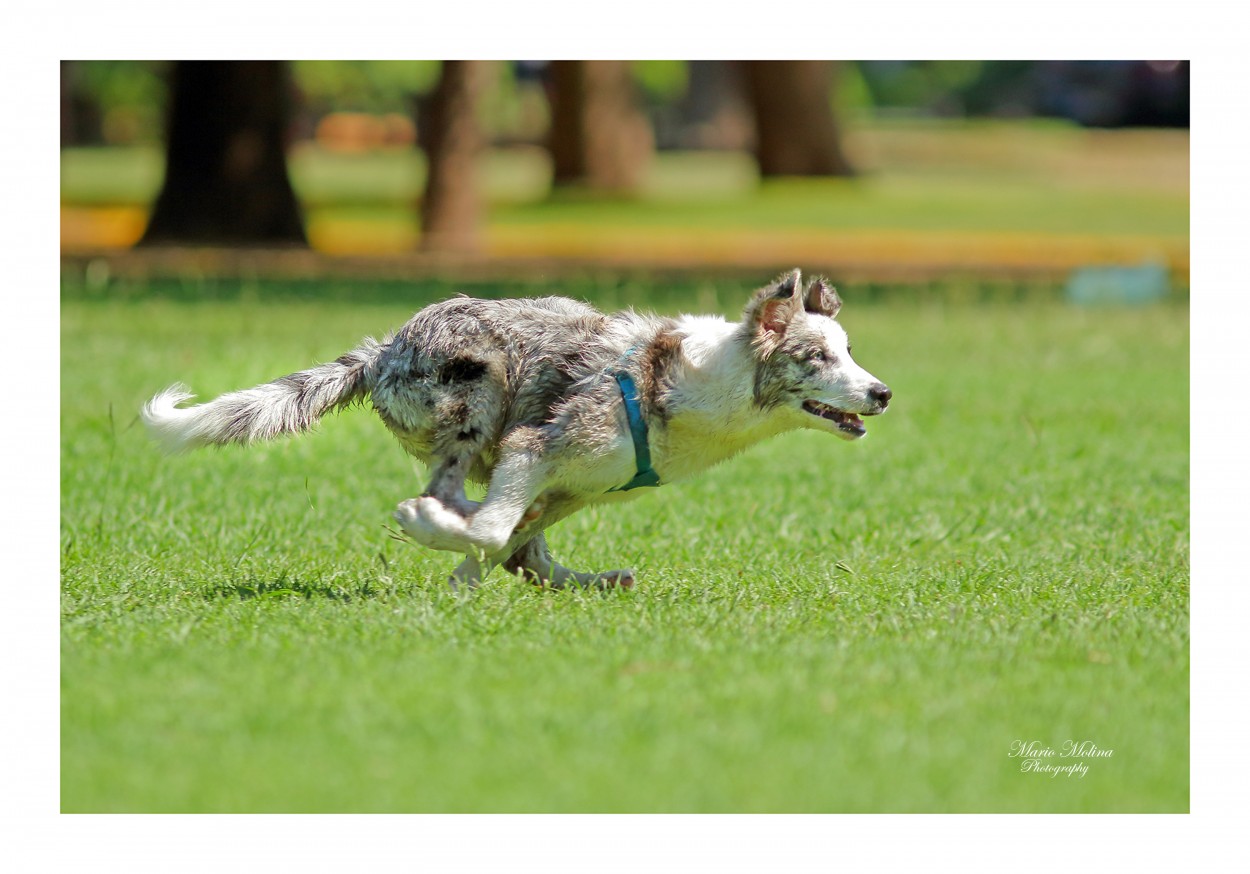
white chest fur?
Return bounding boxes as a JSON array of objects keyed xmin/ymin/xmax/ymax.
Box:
[{"xmin": 647, "ymin": 316, "xmax": 791, "ymax": 483}]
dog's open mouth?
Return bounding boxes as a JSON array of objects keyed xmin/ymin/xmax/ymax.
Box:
[{"xmin": 803, "ymin": 400, "xmax": 867, "ymax": 436}]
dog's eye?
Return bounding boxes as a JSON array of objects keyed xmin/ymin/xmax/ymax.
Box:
[{"xmin": 809, "ymin": 350, "xmax": 835, "ymax": 365}]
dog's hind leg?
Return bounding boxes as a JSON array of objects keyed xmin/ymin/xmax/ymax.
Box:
[
  {"xmin": 449, "ymin": 552, "xmax": 490, "ymax": 591},
  {"xmin": 393, "ymin": 348, "xmax": 506, "ymax": 545},
  {"xmin": 442, "ymin": 498, "xmax": 559, "ymax": 591},
  {"xmin": 502, "ymin": 533, "xmax": 635, "ymax": 590},
  {"xmin": 443, "ymin": 533, "xmax": 634, "ymax": 591},
  {"xmin": 422, "ymin": 454, "xmax": 479, "ymax": 516}
]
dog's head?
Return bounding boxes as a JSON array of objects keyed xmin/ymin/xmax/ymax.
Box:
[{"xmin": 744, "ymin": 269, "xmax": 891, "ymax": 440}]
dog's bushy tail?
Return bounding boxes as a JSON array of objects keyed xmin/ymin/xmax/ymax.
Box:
[{"xmin": 141, "ymin": 338, "xmax": 387, "ymax": 452}]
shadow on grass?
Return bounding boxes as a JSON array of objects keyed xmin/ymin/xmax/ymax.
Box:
[{"xmin": 205, "ymin": 574, "xmax": 393, "ymax": 604}]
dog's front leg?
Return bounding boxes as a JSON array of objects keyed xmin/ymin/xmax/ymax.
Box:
[
  {"xmin": 395, "ymin": 430, "xmax": 548, "ymax": 557},
  {"xmin": 460, "ymin": 444, "xmax": 548, "ymax": 554}
]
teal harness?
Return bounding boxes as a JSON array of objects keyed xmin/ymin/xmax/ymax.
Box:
[{"xmin": 607, "ymin": 361, "xmax": 661, "ymax": 492}]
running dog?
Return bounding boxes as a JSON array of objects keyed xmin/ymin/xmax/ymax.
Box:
[{"xmin": 142, "ymin": 269, "xmax": 891, "ymax": 589}]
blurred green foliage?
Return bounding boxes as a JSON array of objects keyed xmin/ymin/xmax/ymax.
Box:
[
  {"xmin": 69, "ymin": 60, "xmax": 168, "ymax": 108},
  {"xmin": 860, "ymin": 60, "xmax": 987, "ymax": 111},
  {"xmin": 292, "ymin": 60, "xmax": 441, "ymax": 112},
  {"xmin": 633, "ymin": 60, "xmax": 689, "ymax": 100},
  {"xmin": 63, "ymin": 61, "xmax": 169, "ymax": 145},
  {"xmin": 62, "ymin": 60, "xmax": 1185, "ymax": 154},
  {"xmin": 68, "ymin": 61, "xmax": 678, "ymax": 147},
  {"xmin": 62, "ymin": 60, "xmax": 1010, "ymax": 148}
]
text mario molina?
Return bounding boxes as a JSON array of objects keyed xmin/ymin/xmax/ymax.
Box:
[{"xmin": 1008, "ymin": 740, "xmax": 1114, "ymax": 778}]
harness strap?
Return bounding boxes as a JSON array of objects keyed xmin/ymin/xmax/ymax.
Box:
[{"xmin": 608, "ymin": 367, "xmax": 661, "ymax": 492}]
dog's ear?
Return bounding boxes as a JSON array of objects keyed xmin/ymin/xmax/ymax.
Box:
[
  {"xmin": 745, "ymin": 269, "xmax": 803, "ymax": 354},
  {"xmin": 804, "ymin": 276, "xmax": 841, "ymax": 318}
]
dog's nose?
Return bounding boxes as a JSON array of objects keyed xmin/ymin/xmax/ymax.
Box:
[{"xmin": 869, "ymin": 383, "xmax": 892, "ymax": 406}]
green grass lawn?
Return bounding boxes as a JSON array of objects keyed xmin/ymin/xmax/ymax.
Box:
[{"xmin": 60, "ymin": 275, "xmax": 1188, "ymax": 812}]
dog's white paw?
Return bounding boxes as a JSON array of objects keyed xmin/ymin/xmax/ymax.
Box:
[{"xmin": 394, "ymin": 496, "xmax": 474, "ymax": 553}]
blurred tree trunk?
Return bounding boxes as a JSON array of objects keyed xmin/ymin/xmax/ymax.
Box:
[
  {"xmin": 141, "ymin": 61, "xmax": 306, "ymax": 246},
  {"xmin": 742, "ymin": 61, "xmax": 855, "ymax": 177},
  {"xmin": 678, "ymin": 61, "xmax": 752, "ymax": 150},
  {"xmin": 60, "ymin": 61, "xmax": 87, "ymax": 147},
  {"xmin": 547, "ymin": 61, "xmax": 653, "ymax": 193},
  {"xmin": 418, "ymin": 60, "xmax": 491, "ymax": 253}
]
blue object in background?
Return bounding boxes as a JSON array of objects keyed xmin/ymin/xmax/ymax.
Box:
[{"xmin": 1066, "ymin": 262, "xmax": 1170, "ymax": 305}]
